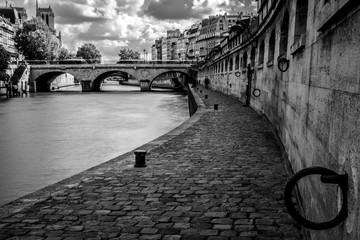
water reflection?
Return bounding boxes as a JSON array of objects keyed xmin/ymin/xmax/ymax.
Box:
[{"xmin": 0, "ymin": 84, "xmax": 189, "ymax": 206}]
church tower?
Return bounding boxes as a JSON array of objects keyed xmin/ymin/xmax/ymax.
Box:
[{"xmin": 36, "ymin": 0, "xmax": 55, "ymax": 30}]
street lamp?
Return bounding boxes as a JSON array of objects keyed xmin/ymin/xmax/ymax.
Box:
[{"xmin": 143, "ymin": 49, "xmax": 147, "ymax": 62}]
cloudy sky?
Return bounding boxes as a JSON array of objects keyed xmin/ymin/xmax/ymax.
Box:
[{"xmin": 8, "ymin": 0, "xmax": 257, "ymax": 60}]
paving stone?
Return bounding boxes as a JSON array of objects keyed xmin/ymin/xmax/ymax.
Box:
[
  {"xmin": 199, "ymin": 229, "xmax": 218, "ymax": 236},
  {"xmin": 204, "ymin": 212, "xmax": 227, "ymax": 218},
  {"xmin": 139, "ymin": 234, "xmax": 162, "ymax": 239},
  {"xmin": 173, "ymin": 223, "xmax": 190, "ymax": 229},
  {"xmin": 213, "ymin": 224, "xmax": 232, "ymax": 230},
  {"xmin": 140, "ymin": 228, "xmax": 159, "ymax": 234},
  {"xmin": 119, "ymin": 233, "xmax": 139, "ymax": 239},
  {"xmin": 163, "ymin": 235, "xmax": 181, "ymax": 240},
  {"xmin": 220, "ymin": 230, "xmax": 237, "ymax": 237},
  {"xmin": 211, "ymin": 218, "xmax": 233, "ymax": 225}
]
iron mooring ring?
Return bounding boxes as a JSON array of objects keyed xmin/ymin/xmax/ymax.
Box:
[
  {"xmin": 252, "ymin": 88, "xmax": 261, "ymax": 97},
  {"xmin": 284, "ymin": 166, "xmax": 348, "ymax": 230},
  {"xmin": 278, "ymin": 58, "xmax": 290, "ymax": 72}
]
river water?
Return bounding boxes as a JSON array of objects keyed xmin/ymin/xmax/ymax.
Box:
[{"xmin": 0, "ymin": 84, "xmax": 189, "ymax": 206}]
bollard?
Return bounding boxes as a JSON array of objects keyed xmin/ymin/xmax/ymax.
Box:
[
  {"xmin": 134, "ymin": 150, "xmax": 147, "ymax": 167},
  {"xmin": 214, "ymin": 104, "xmax": 218, "ymax": 110},
  {"xmin": 200, "ymin": 90, "xmax": 202, "ymax": 93},
  {"xmin": 205, "ymin": 95, "xmax": 208, "ymax": 99}
]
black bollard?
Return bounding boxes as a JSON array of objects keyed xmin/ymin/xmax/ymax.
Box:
[
  {"xmin": 205, "ymin": 95, "xmax": 208, "ymax": 99},
  {"xmin": 134, "ymin": 150, "xmax": 147, "ymax": 167},
  {"xmin": 200, "ymin": 90, "xmax": 202, "ymax": 93},
  {"xmin": 214, "ymin": 104, "xmax": 218, "ymax": 110}
]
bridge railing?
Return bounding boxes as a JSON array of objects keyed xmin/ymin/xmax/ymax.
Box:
[{"xmin": 25, "ymin": 59, "xmax": 197, "ymax": 65}]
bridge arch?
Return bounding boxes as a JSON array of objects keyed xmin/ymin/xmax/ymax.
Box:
[
  {"xmin": 92, "ymin": 70, "xmax": 138, "ymax": 91},
  {"xmin": 150, "ymin": 70, "xmax": 190, "ymax": 89},
  {"xmin": 34, "ymin": 71, "xmax": 67, "ymax": 92}
]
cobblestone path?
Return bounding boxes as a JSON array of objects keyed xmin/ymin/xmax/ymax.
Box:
[{"xmin": 0, "ymin": 86, "xmax": 303, "ymax": 239}]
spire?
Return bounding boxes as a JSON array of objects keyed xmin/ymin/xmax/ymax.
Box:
[{"xmin": 36, "ymin": 0, "xmax": 38, "ymax": 16}]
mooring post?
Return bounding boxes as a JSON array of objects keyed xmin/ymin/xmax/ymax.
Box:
[
  {"xmin": 134, "ymin": 150, "xmax": 147, "ymax": 167},
  {"xmin": 214, "ymin": 104, "xmax": 218, "ymax": 110}
]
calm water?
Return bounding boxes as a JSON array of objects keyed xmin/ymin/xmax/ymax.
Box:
[{"xmin": 0, "ymin": 84, "xmax": 189, "ymax": 206}]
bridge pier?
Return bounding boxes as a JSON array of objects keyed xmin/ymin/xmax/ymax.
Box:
[
  {"xmin": 139, "ymin": 80, "xmax": 151, "ymax": 91},
  {"xmin": 81, "ymin": 80, "xmax": 94, "ymax": 92}
]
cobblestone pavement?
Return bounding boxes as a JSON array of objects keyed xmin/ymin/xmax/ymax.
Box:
[{"xmin": 0, "ymin": 86, "xmax": 303, "ymax": 239}]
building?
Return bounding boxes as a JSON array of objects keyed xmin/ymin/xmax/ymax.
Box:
[
  {"xmin": 176, "ymin": 32, "xmax": 188, "ymax": 60},
  {"xmin": 13, "ymin": 7, "xmax": 27, "ymax": 25},
  {"xmin": 151, "ymin": 44, "xmax": 156, "ymax": 60},
  {"xmin": 151, "ymin": 39, "xmax": 162, "ymax": 60},
  {"xmin": 197, "ymin": 1, "xmax": 360, "ymax": 239},
  {"xmin": 36, "ymin": 0, "xmax": 54, "ymax": 30},
  {"xmin": 185, "ymin": 22, "xmax": 201, "ymax": 60},
  {"xmin": 167, "ymin": 29, "xmax": 181, "ymax": 60},
  {"xmin": 35, "ymin": 0, "xmax": 61, "ymax": 45},
  {"xmin": 161, "ymin": 37, "xmax": 167, "ymax": 60},
  {"xmin": 0, "ymin": 7, "xmax": 21, "ymax": 61},
  {"xmin": 196, "ymin": 13, "xmax": 250, "ymax": 60}
]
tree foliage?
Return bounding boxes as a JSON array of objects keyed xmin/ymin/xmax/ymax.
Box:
[
  {"xmin": 58, "ymin": 47, "xmax": 75, "ymax": 60},
  {"xmin": 118, "ymin": 48, "xmax": 140, "ymax": 60},
  {"xmin": 14, "ymin": 17, "xmax": 60, "ymax": 60},
  {"xmin": 76, "ymin": 43, "xmax": 102, "ymax": 63},
  {"xmin": 0, "ymin": 44, "xmax": 10, "ymax": 71}
]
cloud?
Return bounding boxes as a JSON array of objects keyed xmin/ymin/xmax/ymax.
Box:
[
  {"xmin": 10, "ymin": 0, "xmax": 256, "ymax": 60},
  {"xmin": 141, "ymin": 0, "xmax": 211, "ymax": 20},
  {"xmin": 52, "ymin": 2, "xmax": 109, "ymax": 24}
]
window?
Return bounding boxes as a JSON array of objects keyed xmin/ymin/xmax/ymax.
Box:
[
  {"xmin": 250, "ymin": 47, "xmax": 256, "ymax": 67},
  {"xmin": 279, "ymin": 11, "xmax": 289, "ymax": 57},
  {"xmin": 242, "ymin": 51, "xmax": 247, "ymax": 68},
  {"xmin": 225, "ymin": 59, "xmax": 228, "ymax": 72},
  {"xmin": 268, "ymin": 30, "xmax": 275, "ymax": 63},
  {"xmin": 258, "ymin": 40, "xmax": 265, "ymax": 65},
  {"xmin": 235, "ymin": 55, "xmax": 240, "ymax": 70},
  {"xmin": 221, "ymin": 61, "xmax": 224, "ymax": 72},
  {"xmin": 229, "ymin": 57, "xmax": 233, "ymax": 72},
  {"xmin": 294, "ymin": 0, "xmax": 308, "ymax": 43}
]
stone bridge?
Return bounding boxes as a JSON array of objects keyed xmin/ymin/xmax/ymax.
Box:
[{"xmin": 29, "ymin": 62, "xmax": 193, "ymax": 92}]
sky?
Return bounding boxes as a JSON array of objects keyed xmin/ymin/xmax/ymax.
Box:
[{"xmin": 6, "ymin": 0, "xmax": 257, "ymax": 60}]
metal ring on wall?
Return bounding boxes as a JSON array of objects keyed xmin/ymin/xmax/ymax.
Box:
[
  {"xmin": 278, "ymin": 58, "xmax": 290, "ymax": 72},
  {"xmin": 284, "ymin": 166, "xmax": 348, "ymax": 230},
  {"xmin": 235, "ymin": 71, "xmax": 241, "ymax": 77},
  {"xmin": 252, "ymin": 88, "xmax": 261, "ymax": 97}
]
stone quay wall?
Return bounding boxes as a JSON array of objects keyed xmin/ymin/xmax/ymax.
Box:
[{"xmin": 197, "ymin": 1, "xmax": 360, "ymax": 239}]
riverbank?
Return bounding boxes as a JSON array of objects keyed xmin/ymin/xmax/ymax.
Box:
[{"xmin": 0, "ymin": 85, "xmax": 303, "ymax": 239}]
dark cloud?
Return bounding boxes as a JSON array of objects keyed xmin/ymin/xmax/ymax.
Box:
[{"xmin": 141, "ymin": 0, "xmax": 211, "ymax": 20}]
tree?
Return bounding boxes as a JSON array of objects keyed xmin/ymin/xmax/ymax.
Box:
[
  {"xmin": 118, "ymin": 48, "xmax": 140, "ymax": 60},
  {"xmin": 0, "ymin": 44, "xmax": 10, "ymax": 71},
  {"xmin": 58, "ymin": 47, "xmax": 75, "ymax": 60},
  {"xmin": 14, "ymin": 17, "xmax": 60, "ymax": 60},
  {"xmin": 76, "ymin": 43, "xmax": 102, "ymax": 63}
]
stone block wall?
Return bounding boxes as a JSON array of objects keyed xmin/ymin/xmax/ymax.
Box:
[{"xmin": 197, "ymin": 1, "xmax": 360, "ymax": 239}]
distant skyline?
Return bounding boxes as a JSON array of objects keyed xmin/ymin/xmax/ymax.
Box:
[{"xmin": 6, "ymin": 0, "xmax": 257, "ymax": 60}]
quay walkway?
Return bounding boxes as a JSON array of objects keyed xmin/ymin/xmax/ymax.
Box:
[{"xmin": 0, "ymin": 86, "xmax": 303, "ymax": 239}]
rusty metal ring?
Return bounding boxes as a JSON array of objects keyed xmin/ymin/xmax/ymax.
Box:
[
  {"xmin": 284, "ymin": 166, "xmax": 348, "ymax": 230},
  {"xmin": 278, "ymin": 58, "xmax": 290, "ymax": 72},
  {"xmin": 235, "ymin": 71, "xmax": 241, "ymax": 77},
  {"xmin": 252, "ymin": 88, "xmax": 261, "ymax": 97}
]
